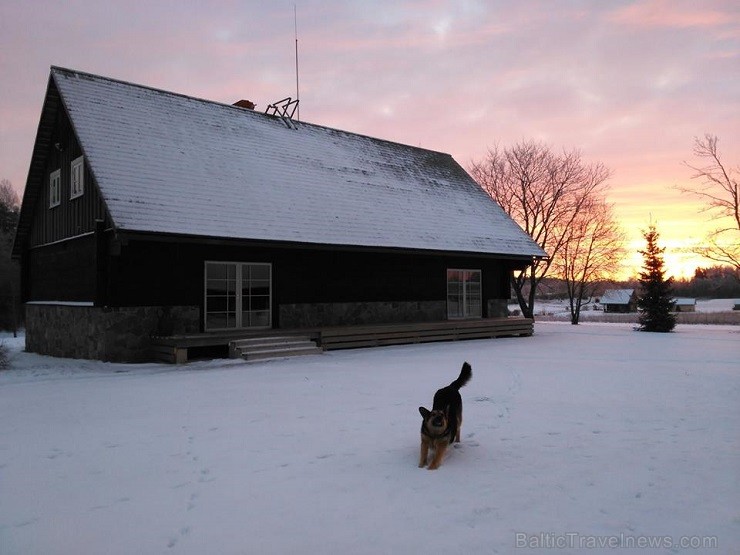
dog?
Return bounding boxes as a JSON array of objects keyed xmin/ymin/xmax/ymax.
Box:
[{"xmin": 418, "ymin": 362, "xmax": 472, "ymax": 469}]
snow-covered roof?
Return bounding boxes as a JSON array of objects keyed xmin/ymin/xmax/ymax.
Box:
[
  {"xmin": 600, "ymin": 289, "xmax": 635, "ymax": 305},
  {"xmin": 50, "ymin": 67, "xmax": 545, "ymax": 258},
  {"xmin": 673, "ymin": 298, "xmax": 696, "ymax": 306}
]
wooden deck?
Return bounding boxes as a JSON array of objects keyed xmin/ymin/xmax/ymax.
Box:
[
  {"xmin": 150, "ymin": 317, "xmax": 534, "ymax": 363},
  {"xmin": 318, "ymin": 317, "xmax": 533, "ymax": 350}
]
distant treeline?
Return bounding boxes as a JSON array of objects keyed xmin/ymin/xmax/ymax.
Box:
[
  {"xmin": 671, "ymin": 266, "xmax": 740, "ymax": 298},
  {"xmin": 532, "ymin": 265, "xmax": 740, "ymax": 301}
]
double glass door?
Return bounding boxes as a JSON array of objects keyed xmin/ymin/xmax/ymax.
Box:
[
  {"xmin": 205, "ymin": 262, "xmax": 271, "ymax": 330},
  {"xmin": 447, "ymin": 269, "xmax": 482, "ymax": 319}
]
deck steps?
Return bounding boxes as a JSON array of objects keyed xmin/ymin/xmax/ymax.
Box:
[{"xmin": 229, "ymin": 336, "xmax": 323, "ymax": 362}]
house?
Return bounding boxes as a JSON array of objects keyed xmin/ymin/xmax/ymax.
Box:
[
  {"xmin": 12, "ymin": 67, "xmax": 546, "ymax": 362},
  {"xmin": 599, "ymin": 289, "xmax": 638, "ymax": 313},
  {"xmin": 672, "ymin": 298, "xmax": 696, "ymax": 312}
]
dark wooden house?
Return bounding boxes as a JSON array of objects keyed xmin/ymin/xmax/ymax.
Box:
[
  {"xmin": 13, "ymin": 67, "xmax": 546, "ymax": 361},
  {"xmin": 599, "ymin": 289, "xmax": 638, "ymax": 313},
  {"xmin": 672, "ymin": 298, "xmax": 696, "ymax": 312}
]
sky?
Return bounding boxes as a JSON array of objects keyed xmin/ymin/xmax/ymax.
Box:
[{"xmin": 1, "ymin": 0, "xmax": 738, "ymax": 279}]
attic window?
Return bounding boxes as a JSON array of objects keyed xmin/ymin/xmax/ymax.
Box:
[
  {"xmin": 49, "ymin": 169, "xmax": 61, "ymax": 208},
  {"xmin": 70, "ymin": 155, "xmax": 84, "ymax": 199}
]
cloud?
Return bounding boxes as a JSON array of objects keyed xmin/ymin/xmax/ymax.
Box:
[
  {"xmin": 607, "ymin": 0, "xmax": 738, "ymax": 30},
  {"xmin": 1, "ymin": 0, "xmax": 738, "ymax": 278}
]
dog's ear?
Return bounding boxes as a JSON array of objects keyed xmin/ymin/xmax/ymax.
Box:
[{"xmin": 419, "ymin": 407, "xmax": 431, "ymax": 418}]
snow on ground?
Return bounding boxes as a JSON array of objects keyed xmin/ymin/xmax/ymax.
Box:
[
  {"xmin": 695, "ymin": 299, "xmax": 738, "ymax": 313},
  {"xmin": 517, "ymin": 297, "xmax": 738, "ymax": 318},
  {"xmin": 1, "ymin": 323, "xmax": 738, "ymax": 554}
]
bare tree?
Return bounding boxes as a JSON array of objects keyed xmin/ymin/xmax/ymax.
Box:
[
  {"xmin": 470, "ymin": 140, "xmax": 612, "ymax": 318},
  {"xmin": 679, "ymin": 134, "xmax": 739, "ymax": 272},
  {"xmin": 0, "ymin": 179, "xmax": 20, "ymax": 233},
  {"xmin": 0, "ymin": 178, "xmax": 20, "ymax": 334},
  {"xmin": 554, "ymin": 198, "xmax": 626, "ymax": 324},
  {"xmin": 0, "ymin": 178, "xmax": 19, "ymax": 206}
]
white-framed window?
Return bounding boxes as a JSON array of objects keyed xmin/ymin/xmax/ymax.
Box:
[
  {"xmin": 70, "ymin": 155, "xmax": 84, "ymax": 199},
  {"xmin": 49, "ymin": 169, "xmax": 61, "ymax": 208},
  {"xmin": 447, "ymin": 268, "xmax": 482, "ymax": 319},
  {"xmin": 204, "ymin": 262, "xmax": 272, "ymax": 330}
]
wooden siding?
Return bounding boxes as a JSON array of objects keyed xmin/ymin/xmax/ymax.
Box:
[
  {"xmin": 27, "ymin": 234, "xmax": 97, "ymax": 302},
  {"xmin": 28, "ymin": 104, "xmax": 109, "ymax": 249},
  {"xmin": 101, "ymin": 239, "xmax": 515, "ymax": 328}
]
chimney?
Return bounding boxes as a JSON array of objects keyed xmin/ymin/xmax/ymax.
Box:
[{"xmin": 233, "ymin": 99, "xmax": 256, "ymax": 110}]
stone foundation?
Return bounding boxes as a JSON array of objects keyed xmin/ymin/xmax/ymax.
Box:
[
  {"xmin": 279, "ymin": 300, "xmax": 447, "ymax": 328},
  {"xmin": 25, "ymin": 304, "xmax": 200, "ymax": 362},
  {"xmin": 487, "ymin": 299, "xmax": 509, "ymax": 318}
]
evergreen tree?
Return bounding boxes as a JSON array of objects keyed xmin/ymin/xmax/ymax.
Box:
[{"xmin": 637, "ymin": 225, "xmax": 676, "ymax": 332}]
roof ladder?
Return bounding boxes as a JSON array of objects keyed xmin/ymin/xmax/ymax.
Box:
[{"xmin": 265, "ymin": 97, "xmax": 299, "ymax": 129}]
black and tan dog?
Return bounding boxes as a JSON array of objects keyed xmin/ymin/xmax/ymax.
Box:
[{"xmin": 418, "ymin": 362, "xmax": 472, "ymax": 470}]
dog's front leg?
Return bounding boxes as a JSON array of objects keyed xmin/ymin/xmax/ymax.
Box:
[
  {"xmin": 455, "ymin": 412, "xmax": 463, "ymax": 443},
  {"xmin": 428, "ymin": 443, "xmax": 447, "ymax": 470},
  {"xmin": 419, "ymin": 437, "xmax": 430, "ymax": 468}
]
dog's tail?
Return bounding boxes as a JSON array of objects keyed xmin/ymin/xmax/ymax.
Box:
[{"xmin": 449, "ymin": 362, "xmax": 472, "ymax": 390}]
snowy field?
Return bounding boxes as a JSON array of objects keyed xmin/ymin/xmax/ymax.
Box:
[
  {"xmin": 1, "ymin": 323, "xmax": 738, "ymax": 554},
  {"xmin": 519, "ymin": 297, "xmax": 738, "ymax": 318}
]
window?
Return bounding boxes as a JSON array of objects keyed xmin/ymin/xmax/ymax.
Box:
[
  {"xmin": 447, "ymin": 269, "xmax": 482, "ymax": 319},
  {"xmin": 49, "ymin": 169, "xmax": 61, "ymax": 208},
  {"xmin": 205, "ymin": 262, "xmax": 272, "ymax": 330},
  {"xmin": 70, "ymin": 155, "xmax": 84, "ymax": 199}
]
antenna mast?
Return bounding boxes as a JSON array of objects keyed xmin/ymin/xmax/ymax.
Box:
[{"xmin": 294, "ymin": 4, "xmax": 300, "ymax": 121}]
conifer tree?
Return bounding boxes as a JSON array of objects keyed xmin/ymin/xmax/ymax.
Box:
[{"xmin": 637, "ymin": 225, "xmax": 676, "ymax": 332}]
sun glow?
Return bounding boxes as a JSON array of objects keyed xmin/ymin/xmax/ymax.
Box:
[
  {"xmin": 618, "ymin": 240, "xmax": 709, "ymax": 281},
  {"xmin": 602, "ymin": 174, "xmax": 736, "ymax": 282},
  {"xmin": 614, "ymin": 216, "xmax": 732, "ymax": 281}
]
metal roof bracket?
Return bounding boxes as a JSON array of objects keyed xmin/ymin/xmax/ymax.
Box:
[{"xmin": 265, "ymin": 97, "xmax": 299, "ymax": 129}]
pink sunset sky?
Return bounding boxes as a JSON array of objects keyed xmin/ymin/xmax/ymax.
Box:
[{"xmin": 1, "ymin": 0, "xmax": 738, "ymax": 278}]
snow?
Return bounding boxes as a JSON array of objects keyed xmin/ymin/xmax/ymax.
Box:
[
  {"xmin": 696, "ymin": 298, "xmax": 738, "ymax": 313},
  {"xmin": 25, "ymin": 301, "xmax": 95, "ymax": 307},
  {"xmin": 519, "ymin": 297, "xmax": 738, "ymax": 318},
  {"xmin": 49, "ymin": 67, "xmax": 545, "ymax": 259},
  {"xmin": 1, "ymin": 323, "xmax": 738, "ymax": 554}
]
